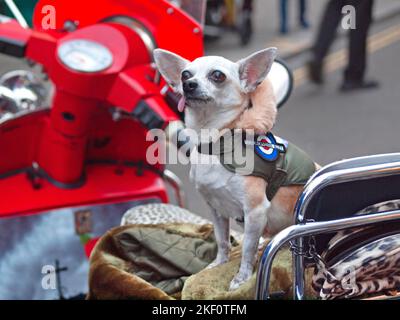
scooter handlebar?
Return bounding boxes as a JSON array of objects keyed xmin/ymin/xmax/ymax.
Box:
[
  {"xmin": 107, "ymin": 67, "xmax": 180, "ymax": 130},
  {"xmin": 0, "ymin": 16, "xmax": 31, "ymax": 57},
  {"xmin": 0, "ymin": 17, "xmax": 180, "ymax": 131}
]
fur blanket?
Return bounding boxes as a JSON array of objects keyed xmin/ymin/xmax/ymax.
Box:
[
  {"xmin": 183, "ymin": 242, "xmax": 315, "ymax": 300},
  {"xmin": 87, "ymin": 222, "xmax": 314, "ymax": 300}
]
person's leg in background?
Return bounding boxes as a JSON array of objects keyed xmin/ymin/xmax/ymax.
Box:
[
  {"xmin": 242, "ymin": 0, "xmax": 253, "ymax": 11},
  {"xmin": 239, "ymin": 0, "xmax": 253, "ymax": 45},
  {"xmin": 341, "ymin": 0, "xmax": 378, "ymax": 91},
  {"xmin": 299, "ymin": 0, "xmax": 309, "ymax": 29},
  {"xmin": 279, "ymin": 0, "xmax": 289, "ymax": 34},
  {"xmin": 308, "ymin": 0, "xmax": 345, "ymax": 84}
]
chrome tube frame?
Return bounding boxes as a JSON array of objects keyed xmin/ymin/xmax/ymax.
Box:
[
  {"xmin": 256, "ymin": 154, "xmax": 400, "ymax": 300},
  {"xmin": 255, "ymin": 209, "xmax": 400, "ymax": 300}
]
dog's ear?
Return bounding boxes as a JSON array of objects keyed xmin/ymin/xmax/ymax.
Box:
[
  {"xmin": 153, "ymin": 49, "xmax": 190, "ymax": 91},
  {"xmin": 237, "ymin": 47, "xmax": 277, "ymax": 93}
]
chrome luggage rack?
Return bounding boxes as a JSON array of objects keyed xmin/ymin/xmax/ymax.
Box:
[{"xmin": 256, "ymin": 153, "xmax": 400, "ymax": 300}]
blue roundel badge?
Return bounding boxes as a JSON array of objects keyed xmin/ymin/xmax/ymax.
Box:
[{"xmin": 254, "ymin": 133, "xmax": 280, "ymax": 162}]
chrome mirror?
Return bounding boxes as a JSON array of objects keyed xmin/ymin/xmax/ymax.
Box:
[
  {"xmin": 0, "ymin": 70, "xmax": 49, "ymax": 120},
  {"xmin": 170, "ymin": 0, "xmax": 207, "ymax": 28}
]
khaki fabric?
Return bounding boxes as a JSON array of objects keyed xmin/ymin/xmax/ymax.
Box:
[
  {"xmin": 114, "ymin": 226, "xmax": 217, "ymax": 294},
  {"xmin": 199, "ymin": 130, "xmax": 316, "ymax": 200},
  {"xmin": 88, "ymin": 223, "xmax": 217, "ymax": 300}
]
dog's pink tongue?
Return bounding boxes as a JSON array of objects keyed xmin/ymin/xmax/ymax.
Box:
[{"xmin": 178, "ymin": 97, "xmax": 186, "ymax": 113}]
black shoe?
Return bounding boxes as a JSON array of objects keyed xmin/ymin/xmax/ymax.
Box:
[
  {"xmin": 339, "ymin": 80, "xmax": 380, "ymax": 92},
  {"xmin": 307, "ymin": 61, "xmax": 324, "ymax": 85}
]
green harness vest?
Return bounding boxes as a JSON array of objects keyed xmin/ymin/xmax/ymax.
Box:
[{"xmin": 197, "ymin": 130, "xmax": 316, "ymax": 201}]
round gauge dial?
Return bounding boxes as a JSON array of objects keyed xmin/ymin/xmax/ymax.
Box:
[{"xmin": 57, "ymin": 39, "xmax": 113, "ymax": 73}]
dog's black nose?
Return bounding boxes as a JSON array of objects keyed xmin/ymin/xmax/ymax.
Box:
[{"xmin": 183, "ymin": 80, "xmax": 198, "ymax": 93}]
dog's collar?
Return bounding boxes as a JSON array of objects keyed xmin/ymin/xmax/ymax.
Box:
[{"xmin": 196, "ymin": 129, "xmax": 241, "ymax": 156}]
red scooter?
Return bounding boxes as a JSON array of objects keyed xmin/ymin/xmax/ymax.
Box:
[{"xmin": 0, "ymin": 0, "xmax": 205, "ymax": 299}]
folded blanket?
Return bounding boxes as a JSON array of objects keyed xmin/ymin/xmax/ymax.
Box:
[
  {"xmin": 88, "ymin": 222, "xmax": 314, "ymax": 300},
  {"xmin": 88, "ymin": 223, "xmax": 217, "ymax": 300}
]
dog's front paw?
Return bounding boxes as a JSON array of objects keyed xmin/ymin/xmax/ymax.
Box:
[
  {"xmin": 229, "ymin": 269, "xmax": 253, "ymax": 291},
  {"xmin": 206, "ymin": 260, "xmax": 221, "ymax": 270}
]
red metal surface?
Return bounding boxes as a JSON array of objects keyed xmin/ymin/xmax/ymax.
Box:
[
  {"xmin": 0, "ymin": 0, "xmax": 204, "ymax": 217},
  {"xmin": 0, "ymin": 105, "xmax": 169, "ymax": 217},
  {"xmin": 0, "ymin": 164, "xmax": 168, "ymax": 217},
  {"xmin": 0, "ymin": 18, "xmax": 31, "ymax": 44},
  {"xmin": 85, "ymin": 238, "xmax": 100, "ymax": 258},
  {"xmin": 32, "ymin": 0, "xmax": 204, "ymax": 61}
]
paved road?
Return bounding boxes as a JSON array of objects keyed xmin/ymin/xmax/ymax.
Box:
[
  {"xmin": 205, "ymin": 0, "xmax": 400, "ymax": 60},
  {"xmin": 168, "ymin": 13, "xmax": 400, "ymax": 224}
]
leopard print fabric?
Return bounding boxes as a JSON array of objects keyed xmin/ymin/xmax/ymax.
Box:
[
  {"xmin": 121, "ymin": 204, "xmax": 210, "ymax": 226},
  {"xmin": 312, "ymin": 200, "xmax": 400, "ymax": 300}
]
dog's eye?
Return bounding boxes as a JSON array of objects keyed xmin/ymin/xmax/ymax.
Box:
[
  {"xmin": 210, "ymin": 70, "xmax": 226, "ymax": 83},
  {"xmin": 181, "ymin": 71, "xmax": 192, "ymax": 81}
]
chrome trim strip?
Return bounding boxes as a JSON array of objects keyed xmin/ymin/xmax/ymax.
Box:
[
  {"xmin": 102, "ymin": 16, "xmax": 157, "ymax": 61},
  {"xmin": 255, "ymin": 209, "xmax": 400, "ymax": 300},
  {"xmin": 163, "ymin": 169, "xmax": 186, "ymax": 208},
  {"xmin": 102, "ymin": 16, "xmax": 161, "ymax": 83},
  {"xmin": 273, "ymin": 58, "xmax": 294, "ymax": 109},
  {"xmin": 124, "ymin": 19, "xmax": 156, "ymax": 60},
  {"xmin": 293, "ymin": 236, "xmax": 305, "ymax": 299},
  {"xmin": 297, "ymin": 157, "xmax": 400, "ymax": 223},
  {"xmin": 305, "ymin": 153, "xmax": 400, "ymax": 188}
]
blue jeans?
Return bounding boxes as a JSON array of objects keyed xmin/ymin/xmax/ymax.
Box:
[{"xmin": 280, "ymin": 0, "xmax": 308, "ymax": 33}]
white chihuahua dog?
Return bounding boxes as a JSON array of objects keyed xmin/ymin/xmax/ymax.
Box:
[{"xmin": 154, "ymin": 48, "xmax": 318, "ymax": 290}]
